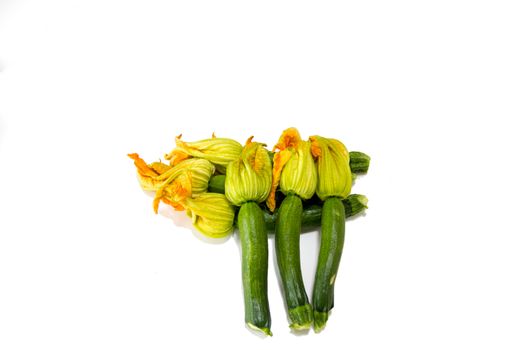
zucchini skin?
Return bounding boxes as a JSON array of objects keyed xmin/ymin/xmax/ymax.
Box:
[
  {"xmin": 237, "ymin": 202, "xmax": 272, "ymax": 336},
  {"xmin": 275, "ymin": 194, "xmax": 312, "ymax": 330},
  {"xmin": 349, "ymin": 151, "xmax": 370, "ymax": 174},
  {"xmin": 207, "ymin": 174, "xmax": 226, "ymax": 194},
  {"xmin": 260, "ymin": 195, "xmax": 367, "ymax": 233},
  {"xmin": 312, "ymin": 197, "xmax": 346, "ymax": 332}
]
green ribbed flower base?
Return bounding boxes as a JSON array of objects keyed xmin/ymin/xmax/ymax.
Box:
[
  {"xmin": 313, "ymin": 310, "xmax": 329, "ymax": 333},
  {"xmin": 288, "ymin": 304, "xmax": 313, "ymax": 330},
  {"xmin": 246, "ymin": 322, "xmax": 273, "ymax": 336}
]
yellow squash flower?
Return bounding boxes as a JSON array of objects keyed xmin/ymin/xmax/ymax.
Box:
[
  {"xmin": 165, "ymin": 134, "xmax": 243, "ymax": 173},
  {"xmin": 129, "ymin": 153, "xmax": 215, "ymax": 213},
  {"xmin": 156, "ymin": 174, "xmax": 235, "ymax": 238},
  {"xmin": 225, "ymin": 137, "xmax": 272, "ymax": 206},
  {"xmin": 267, "ymin": 128, "xmax": 317, "ymax": 211},
  {"xmin": 128, "ymin": 153, "xmax": 173, "ymax": 191},
  {"xmin": 184, "ymin": 193, "xmax": 236, "ymax": 238},
  {"xmin": 130, "ymin": 153, "xmax": 234, "ymax": 238},
  {"xmin": 309, "ymin": 135, "xmax": 352, "ymax": 200}
]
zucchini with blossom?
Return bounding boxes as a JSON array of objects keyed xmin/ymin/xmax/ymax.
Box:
[
  {"xmin": 129, "ymin": 131, "xmax": 370, "ymax": 335},
  {"xmin": 266, "ymin": 128, "xmax": 318, "ymax": 330},
  {"xmin": 225, "ymin": 137, "xmax": 273, "ymax": 336},
  {"xmin": 309, "ymin": 135, "xmax": 354, "ymax": 332}
]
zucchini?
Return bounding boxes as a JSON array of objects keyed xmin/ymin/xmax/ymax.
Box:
[
  {"xmin": 349, "ymin": 151, "xmax": 370, "ymax": 174},
  {"xmin": 207, "ymin": 174, "xmax": 226, "ymax": 194},
  {"xmin": 237, "ymin": 201, "xmax": 272, "ymax": 336},
  {"xmin": 312, "ymin": 197, "xmax": 346, "ymax": 332},
  {"xmin": 275, "ymin": 194, "xmax": 312, "ymax": 330},
  {"xmin": 257, "ymin": 194, "xmax": 367, "ymax": 233}
]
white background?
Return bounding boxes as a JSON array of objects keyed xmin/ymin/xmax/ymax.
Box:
[{"xmin": 1, "ymin": 1, "xmax": 524, "ymax": 349}]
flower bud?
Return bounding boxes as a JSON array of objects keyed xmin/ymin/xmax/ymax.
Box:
[
  {"xmin": 165, "ymin": 134, "xmax": 242, "ymax": 173},
  {"xmin": 184, "ymin": 193, "xmax": 235, "ymax": 238},
  {"xmin": 266, "ymin": 128, "xmax": 317, "ymax": 211},
  {"xmin": 225, "ymin": 137, "xmax": 272, "ymax": 206},
  {"xmin": 309, "ymin": 135, "xmax": 352, "ymax": 200}
]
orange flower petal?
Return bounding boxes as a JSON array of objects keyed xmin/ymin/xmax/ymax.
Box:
[
  {"xmin": 128, "ymin": 153, "xmax": 160, "ymax": 177},
  {"xmin": 150, "ymin": 162, "xmax": 172, "ymax": 175},
  {"xmin": 266, "ymin": 149, "xmax": 292, "ymax": 211},
  {"xmin": 309, "ymin": 137, "xmax": 322, "ymax": 159},
  {"xmin": 273, "ymin": 127, "xmax": 301, "ymax": 152},
  {"xmin": 161, "ymin": 198, "xmax": 185, "ymax": 211},
  {"xmin": 164, "ymin": 149, "xmax": 191, "ymax": 166},
  {"xmin": 153, "ymin": 194, "xmax": 162, "ymax": 214},
  {"xmin": 152, "ymin": 171, "xmax": 193, "ymax": 214}
]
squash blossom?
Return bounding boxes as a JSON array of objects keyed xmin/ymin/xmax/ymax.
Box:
[
  {"xmin": 308, "ymin": 135, "xmax": 353, "ymax": 332},
  {"xmin": 184, "ymin": 193, "xmax": 235, "ymax": 238},
  {"xmin": 128, "ymin": 154, "xmax": 215, "ymax": 213},
  {"xmin": 154, "ymin": 174, "xmax": 235, "ymax": 238},
  {"xmin": 128, "ymin": 153, "xmax": 173, "ymax": 191},
  {"xmin": 129, "ymin": 153, "xmax": 234, "ymax": 237},
  {"xmin": 165, "ymin": 134, "xmax": 243, "ymax": 173},
  {"xmin": 309, "ymin": 135, "xmax": 352, "ymax": 200},
  {"xmin": 267, "ymin": 127, "xmax": 317, "ymax": 212},
  {"xmin": 226, "ymin": 137, "xmax": 274, "ymax": 335},
  {"xmin": 267, "ymin": 127, "xmax": 318, "ymax": 330},
  {"xmin": 225, "ymin": 137, "xmax": 272, "ymax": 206}
]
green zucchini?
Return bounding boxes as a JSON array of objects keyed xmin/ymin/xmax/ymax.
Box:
[
  {"xmin": 258, "ymin": 194, "xmax": 367, "ymax": 233},
  {"xmin": 312, "ymin": 197, "xmax": 346, "ymax": 332},
  {"xmin": 275, "ymin": 194, "xmax": 312, "ymax": 330},
  {"xmin": 207, "ymin": 174, "xmax": 226, "ymax": 194},
  {"xmin": 349, "ymin": 151, "xmax": 370, "ymax": 174},
  {"xmin": 237, "ymin": 201, "xmax": 272, "ymax": 336}
]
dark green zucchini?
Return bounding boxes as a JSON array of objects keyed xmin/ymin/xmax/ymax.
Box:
[
  {"xmin": 312, "ymin": 197, "xmax": 346, "ymax": 332},
  {"xmin": 349, "ymin": 151, "xmax": 370, "ymax": 174},
  {"xmin": 207, "ymin": 174, "xmax": 226, "ymax": 194},
  {"xmin": 259, "ymin": 194, "xmax": 367, "ymax": 233},
  {"xmin": 237, "ymin": 201, "xmax": 272, "ymax": 336},
  {"xmin": 275, "ymin": 194, "xmax": 312, "ymax": 330}
]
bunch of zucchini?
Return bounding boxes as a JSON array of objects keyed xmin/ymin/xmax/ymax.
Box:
[{"xmin": 129, "ymin": 129, "xmax": 369, "ymax": 335}]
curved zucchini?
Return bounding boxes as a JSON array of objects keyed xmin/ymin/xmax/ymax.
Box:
[
  {"xmin": 312, "ymin": 197, "xmax": 346, "ymax": 332},
  {"xmin": 237, "ymin": 201, "xmax": 272, "ymax": 336},
  {"xmin": 275, "ymin": 194, "xmax": 312, "ymax": 330}
]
